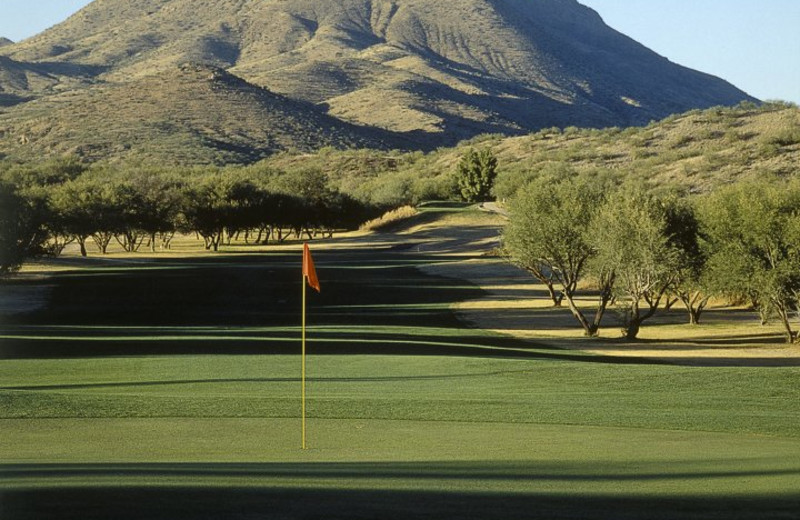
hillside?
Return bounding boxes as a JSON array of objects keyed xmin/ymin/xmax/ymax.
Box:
[
  {"xmin": 0, "ymin": 64, "xmax": 402, "ymax": 164},
  {"xmin": 254, "ymin": 103, "xmax": 800, "ymax": 203},
  {"xmin": 0, "ymin": 0, "xmax": 757, "ymax": 163},
  {"xmin": 0, "ymin": 56, "xmax": 70, "ymax": 106}
]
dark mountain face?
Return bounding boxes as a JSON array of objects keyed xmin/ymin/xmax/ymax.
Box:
[{"xmin": 0, "ymin": 0, "xmax": 756, "ymax": 164}]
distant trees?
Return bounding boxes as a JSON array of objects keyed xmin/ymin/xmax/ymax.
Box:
[
  {"xmin": 0, "ymin": 160, "xmax": 384, "ymax": 265},
  {"xmin": 454, "ymin": 149, "xmax": 498, "ymax": 203}
]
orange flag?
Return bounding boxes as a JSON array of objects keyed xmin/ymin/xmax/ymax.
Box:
[{"xmin": 303, "ymin": 243, "xmax": 321, "ymax": 293}]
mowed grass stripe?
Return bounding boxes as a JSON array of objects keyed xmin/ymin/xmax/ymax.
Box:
[
  {"xmin": 2, "ymin": 419, "xmax": 800, "ymax": 520},
  {"xmin": 1, "ymin": 354, "xmax": 798, "ymax": 438}
]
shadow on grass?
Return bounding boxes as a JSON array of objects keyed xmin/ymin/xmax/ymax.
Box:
[
  {"xmin": 0, "ymin": 327, "xmax": 664, "ymax": 365},
  {"xmin": 2, "ymin": 462, "xmax": 799, "ymax": 520}
]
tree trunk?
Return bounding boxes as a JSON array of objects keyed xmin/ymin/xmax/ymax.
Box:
[
  {"xmin": 663, "ymin": 297, "xmax": 679, "ymax": 311},
  {"xmin": 625, "ymin": 318, "xmax": 642, "ymax": 340},
  {"xmin": 524, "ymin": 266, "xmax": 562, "ymax": 307},
  {"xmin": 589, "ymin": 272, "xmax": 615, "ymax": 334},
  {"xmin": 623, "ymin": 288, "xmax": 666, "ymax": 340},
  {"xmin": 678, "ymin": 292, "xmax": 709, "ymax": 326},
  {"xmin": 776, "ymin": 305, "xmax": 797, "ymax": 343},
  {"xmin": 544, "ymin": 282, "xmax": 563, "ymax": 307},
  {"xmin": 563, "ymin": 293, "xmax": 598, "ymax": 337},
  {"xmin": 78, "ymin": 237, "xmax": 88, "ymax": 257}
]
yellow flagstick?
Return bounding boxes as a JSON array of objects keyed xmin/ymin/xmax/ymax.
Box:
[
  {"xmin": 301, "ymin": 267, "xmax": 307, "ymax": 450},
  {"xmin": 300, "ymin": 243, "xmax": 319, "ymax": 451}
]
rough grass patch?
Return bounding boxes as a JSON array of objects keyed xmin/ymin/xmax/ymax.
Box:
[{"xmin": 360, "ymin": 205, "xmax": 419, "ymax": 231}]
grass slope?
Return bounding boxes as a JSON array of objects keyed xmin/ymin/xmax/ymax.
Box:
[{"xmin": 1, "ymin": 206, "xmax": 799, "ymax": 519}]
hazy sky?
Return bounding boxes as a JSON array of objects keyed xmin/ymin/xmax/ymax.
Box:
[{"xmin": 1, "ymin": 0, "xmax": 798, "ymax": 103}]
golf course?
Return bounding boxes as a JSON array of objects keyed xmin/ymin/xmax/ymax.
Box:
[{"xmin": 1, "ymin": 204, "xmax": 799, "ymax": 519}]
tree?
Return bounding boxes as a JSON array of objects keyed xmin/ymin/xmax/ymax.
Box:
[
  {"xmin": 454, "ymin": 148, "xmax": 498, "ymax": 203},
  {"xmin": 665, "ymin": 199, "xmax": 709, "ymax": 325},
  {"xmin": 120, "ymin": 171, "xmax": 185, "ymax": 252},
  {"xmin": 699, "ymin": 181, "xmax": 800, "ymax": 343},
  {"xmin": 0, "ymin": 183, "xmax": 48, "ymax": 274},
  {"xmin": 504, "ymin": 173, "xmax": 614, "ymax": 336},
  {"xmin": 182, "ymin": 174, "xmax": 232, "ymax": 252},
  {"xmin": 49, "ymin": 179, "xmax": 104, "ymax": 257},
  {"xmin": 589, "ymin": 188, "xmax": 689, "ymax": 340}
]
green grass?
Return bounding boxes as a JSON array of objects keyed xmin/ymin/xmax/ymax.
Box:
[{"xmin": 1, "ymin": 235, "xmax": 799, "ymax": 519}]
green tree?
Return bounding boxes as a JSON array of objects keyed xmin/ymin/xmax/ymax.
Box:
[
  {"xmin": 589, "ymin": 188, "xmax": 688, "ymax": 340},
  {"xmin": 182, "ymin": 174, "xmax": 231, "ymax": 251},
  {"xmin": 504, "ymin": 173, "xmax": 614, "ymax": 336},
  {"xmin": 699, "ymin": 181, "xmax": 800, "ymax": 343},
  {"xmin": 0, "ymin": 183, "xmax": 48, "ymax": 274},
  {"xmin": 455, "ymin": 149, "xmax": 498, "ymax": 203},
  {"xmin": 665, "ymin": 198, "xmax": 709, "ymax": 325},
  {"xmin": 49, "ymin": 178, "xmax": 104, "ymax": 257}
]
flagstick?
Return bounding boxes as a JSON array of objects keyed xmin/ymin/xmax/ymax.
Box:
[{"xmin": 301, "ymin": 270, "xmax": 307, "ymax": 450}]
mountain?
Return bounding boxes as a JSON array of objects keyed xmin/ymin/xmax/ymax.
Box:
[
  {"xmin": 0, "ymin": 63, "xmax": 400, "ymax": 163},
  {"xmin": 0, "ymin": 0, "xmax": 756, "ymax": 164},
  {"xmin": 0, "ymin": 38, "xmax": 13, "ymax": 48}
]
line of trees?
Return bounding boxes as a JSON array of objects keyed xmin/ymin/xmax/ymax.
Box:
[
  {"xmin": 0, "ymin": 160, "xmax": 378, "ymax": 273},
  {"xmin": 504, "ymin": 172, "xmax": 800, "ymax": 343}
]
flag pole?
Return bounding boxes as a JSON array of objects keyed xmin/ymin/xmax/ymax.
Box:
[
  {"xmin": 301, "ymin": 242, "xmax": 319, "ymax": 451},
  {"xmin": 301, "ymin": 266, "xmax": 307, "ymax": 450}
]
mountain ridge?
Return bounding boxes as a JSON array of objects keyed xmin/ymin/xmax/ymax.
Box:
[{"xmin": 0, "ymin": 0, "xmax": 757, "ymax": 164}]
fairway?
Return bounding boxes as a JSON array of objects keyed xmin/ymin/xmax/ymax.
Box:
[{"xmin": 1, "ymin": 207, "xmax": 799, "ymax": 519}]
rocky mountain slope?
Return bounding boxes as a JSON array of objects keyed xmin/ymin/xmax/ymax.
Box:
[
  {"xmin": 0, "ymin": 0, "xmax": 756, "ymax": 164},
  {"xmin": 0, "ymin": 64, "xmax": 401, "ymax": 163}
]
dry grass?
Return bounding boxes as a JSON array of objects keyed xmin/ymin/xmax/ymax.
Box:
[{"xmin": 359, "ymin": 205, "xmax": 419, "ymax": 231}]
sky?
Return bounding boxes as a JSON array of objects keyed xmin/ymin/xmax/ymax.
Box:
[{"xmin": 0, "ymin": 0, "xmax": 798, "ymax": 103}]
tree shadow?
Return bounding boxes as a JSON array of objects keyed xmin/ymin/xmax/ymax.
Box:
[{"xmin": 2, "ymin": 461, "xmax": 799, "ymax": 520}]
